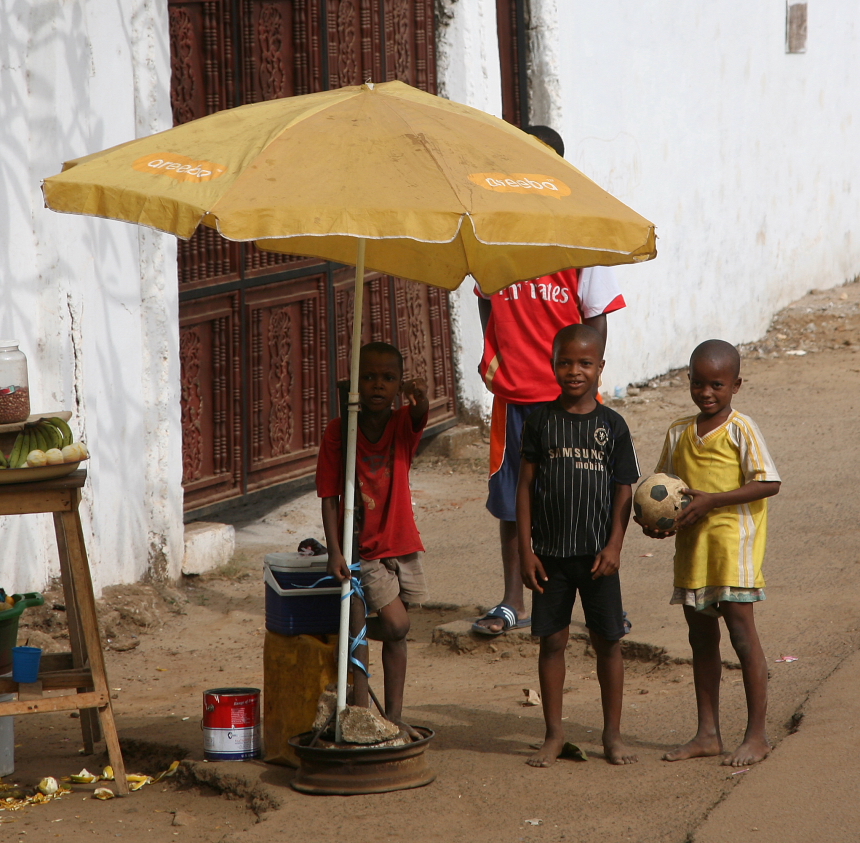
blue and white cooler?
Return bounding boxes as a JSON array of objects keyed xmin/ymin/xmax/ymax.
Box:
[{"xmin": 263, "ymin": 552, "xmax": 341, "ymax": 636}]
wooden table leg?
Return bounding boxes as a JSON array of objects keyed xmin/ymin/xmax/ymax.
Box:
[
  {"xmin": 55, "ymin": 509, "xmax": 129, "ymax": 795},
  {"xmin": 72, "ymin": 510, "xmax": 105, "ymax": 745},
  {"xmin": 53, "ymin": 512, "xmax": 100, "ymax": 752}
]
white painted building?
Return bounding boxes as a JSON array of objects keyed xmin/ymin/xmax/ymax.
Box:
[
  {"xmin": 0, "ymin": 2, "xmax": 182, "ymax": 593},
  {"xmin": 443, "ymin": 0, "xmax": 860, "ymax": 416},
  {"xmin": 1, "ymin": 1, "xmax": 858, "ymax": 592}
]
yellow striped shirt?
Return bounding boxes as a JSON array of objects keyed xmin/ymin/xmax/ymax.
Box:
[{"xmin": 656, "ymin": 411, "xmax": 780, "ymax": 589}]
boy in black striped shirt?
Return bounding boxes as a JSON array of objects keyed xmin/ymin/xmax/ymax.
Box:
[{"xmin": 517, "ymin": 324, "xmax": 640, "ymax": 766}]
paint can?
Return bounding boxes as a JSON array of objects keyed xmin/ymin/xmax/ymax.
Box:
[{"xmin": 202, "ymin": 687, "xmax": 261, "ymax": 761}]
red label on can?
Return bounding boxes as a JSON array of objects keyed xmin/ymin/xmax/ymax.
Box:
[{"xmin": 202, "ymin": 688, "xmax": 260, "ymax": 729}]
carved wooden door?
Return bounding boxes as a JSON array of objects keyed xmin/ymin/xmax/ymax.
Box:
[
  {"xmin": 170, "ymin": 0, "xmax": 455, "ymax": 512},
  {"xmin": 496, "ymin": 0, "xmax": 528, "ymax": 128}
]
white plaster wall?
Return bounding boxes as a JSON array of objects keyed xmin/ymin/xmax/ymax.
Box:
[
  {"xmin": 436, "ymin": 0, "xmax": 501, "ymax": 421},
  {"xmin": 0, "ymin": 1, "xmax": 182, "ymax": 595},
  {"xmin": 530, "ymin": 0, "xmax": 860, "ymax": 393},
  {"xmin": 441, "ymin": 0, "xmax": 860, "ymax": 415}
]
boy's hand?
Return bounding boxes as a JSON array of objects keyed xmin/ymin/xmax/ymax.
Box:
[
  {"xmin": 633, "ymin": 515, "xmax": 676, "ymax": 539},
  {"xmin": 401, "ymin": 377, "xmax": 428, "ymax": 405},
  {"xmin": 521, "ymin": 549, "xmax": 548, "ymax": 593},
  {"xmin": 327, "ymin": 551, "xmax": 352, "ymax": 583},
  {"xmin": 673, "ymin": 488, "xmax": 716, "ymax": 529},
  {"xmin": 403, "ymin": 377, "xmax": 429, "ymax": 426},
  {"xmin": 591, "ymin": 545, "xmax": 621, "ymax": 579}
]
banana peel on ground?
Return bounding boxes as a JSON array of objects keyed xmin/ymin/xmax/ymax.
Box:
[
  {"xmin": 560, "ymin": 742, "xmax": 589, "ymax": 761},
  {"xmin": 1, "ymin": 760, "xmax": 181, "ymax": 812}
]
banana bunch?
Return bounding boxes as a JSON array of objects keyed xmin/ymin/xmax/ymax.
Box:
[{"xmin": 0, "ymin": 417, "xmax": 88, "ymax": 470}]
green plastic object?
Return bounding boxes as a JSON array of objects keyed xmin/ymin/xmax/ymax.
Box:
[{"xmin": 0, "ymin": 593, "xmax": 45, "ymax": 675}]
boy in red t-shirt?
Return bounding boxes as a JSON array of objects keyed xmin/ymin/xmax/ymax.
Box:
[{"xmin": 316, "ymin": 342, "xmax": 429, "ymax": 726}]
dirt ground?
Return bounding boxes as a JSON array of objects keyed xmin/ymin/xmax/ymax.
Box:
[{"xmin": 3, "ymin": 279, "xmax": 860, "ymax": 842}]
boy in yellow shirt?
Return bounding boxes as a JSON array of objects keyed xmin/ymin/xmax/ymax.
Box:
[{"xmin": 641, "ymin": 340, "xmax": 780, "ymax": 767}]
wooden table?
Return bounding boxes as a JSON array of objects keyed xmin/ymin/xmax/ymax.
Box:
[{"xmin": 0, "ymin": 469, "xmax": 128, "ymax": 793}]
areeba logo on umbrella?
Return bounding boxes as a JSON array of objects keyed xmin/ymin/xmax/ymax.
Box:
[
  {"xmin": 468, "ymin": 173, "xmax": 571, "ymax": 198},
  {"xmin": 132, "ymin": 152, "xmax": 227, "ymax": 182}
]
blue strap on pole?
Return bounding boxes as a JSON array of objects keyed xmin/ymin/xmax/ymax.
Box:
[
  {"xmin": 344, "ymin": 561, "xmax": 369, "ymax": 677},
  {"xmin": 287, "ymin": 562, "xmax": 370, "ymax": 677}
]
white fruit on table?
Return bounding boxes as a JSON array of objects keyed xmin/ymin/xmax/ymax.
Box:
[
  {"xmin": 26, "ymin": 449, "xmax": 48, "ymax": 467},
  {"xmin": 62, "ymin": 442, "xmax": 88, "ymax": 462},
  {"xmin": 45, "ymin": 448, "xmax": 64, "ymax": 465}
]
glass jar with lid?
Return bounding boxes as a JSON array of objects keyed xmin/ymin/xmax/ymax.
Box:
[{"xmin": 0, "ymin": 341, "xmax": 30, "ymax": 424}]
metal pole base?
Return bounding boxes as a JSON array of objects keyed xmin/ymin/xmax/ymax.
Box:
[{"xmin": 288, "ymin": 727, "xmax": 436, "ymax": 795}]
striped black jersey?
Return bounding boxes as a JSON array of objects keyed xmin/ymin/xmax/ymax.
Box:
[{"xmin": 521, "ymin": 400, "xmax": 640, "ymax": 557}]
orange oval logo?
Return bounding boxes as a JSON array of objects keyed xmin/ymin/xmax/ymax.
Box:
[
  {"xmin": 468, "ymin": 173, "xmax": 571, "ymax": 198},
  {"xmin": 132, "ymin": 153, "xmax": 227, "ymax": 182}
]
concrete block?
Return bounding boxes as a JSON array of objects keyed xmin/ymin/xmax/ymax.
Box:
[
  {"xmin": 430, "ymin": 618, "xmax": 537, "ymax": 653},
  {"xmin": 183, "ymin": 522, "xmax": 236, "ymax": 576},
  {"xmin": 419, "ymin": 425, "xmax": 483, "ymax": 459},
  {"xmin": 430, "ymin": 618, "xmax": 671, "ymax": 664}
]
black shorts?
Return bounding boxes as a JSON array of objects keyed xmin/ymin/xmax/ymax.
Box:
[{"xmin": 531, "ymin": 554, "xmax": 627, "ymax": 641}]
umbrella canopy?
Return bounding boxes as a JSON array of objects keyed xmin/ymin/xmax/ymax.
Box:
[{"xmin": 43, "ymin": 81, "xmax": 656, "ymax": 293}]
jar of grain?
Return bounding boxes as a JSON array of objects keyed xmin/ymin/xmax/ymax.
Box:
[{"xmin": 0, "ymin": 341, "xmax": 30, "ymax": 424}]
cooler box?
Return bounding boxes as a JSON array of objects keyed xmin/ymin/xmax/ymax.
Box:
[{"xmin": 264, "ymin": 553, "xmax": 341, "ymax": 636}]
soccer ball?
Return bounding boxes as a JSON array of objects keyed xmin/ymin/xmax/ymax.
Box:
[{"xmin": 633, "ymin": 473, "xmax": 691, "ymax": 531}]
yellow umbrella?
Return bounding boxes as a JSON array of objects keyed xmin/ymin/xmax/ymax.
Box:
[
  {"xmin": 42, "ymin": 80, "xmax": 657, "ymax": 741},
  {"xmin": 43, "ymin": 80, "xmax": 655, "ymax": 294}
]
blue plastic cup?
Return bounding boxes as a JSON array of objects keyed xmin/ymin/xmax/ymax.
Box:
[{"xmin": 12, "ymin": 647, "xmax": 41, "ymax": 684}]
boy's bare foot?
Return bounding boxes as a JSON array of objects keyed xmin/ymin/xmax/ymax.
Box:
[
  {"xmin": 722, "ymin": 737, "xmax": 770, "ymax": 767},
  {"xmin": 527, "ymin": 735, "xmax": 565, "ymax": 767},
  {"xmin": 604, "ymin": 735, "xmax": 638, "ymax": 765},
  {"xmin": 662, "ymin": 734, "xmax": 723, "ymax": 761}
]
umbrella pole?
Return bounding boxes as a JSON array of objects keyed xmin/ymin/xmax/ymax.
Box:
[{"xmin": 335, "ymin": 237, "xmax": 367, "ymax": 743}]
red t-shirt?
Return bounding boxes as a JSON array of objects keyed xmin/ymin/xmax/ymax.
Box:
[
  {"xmin": 478, "ymin": 267, "xmax": 625, "ymax": 403},
  {"xmin": 316, "ymin": 406, "xmax": 426, "ymax": 560}
]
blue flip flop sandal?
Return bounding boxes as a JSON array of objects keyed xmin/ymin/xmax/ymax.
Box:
[{"xmin": 472, "ymin": 603, "xmax": 531, "ymax": 636}]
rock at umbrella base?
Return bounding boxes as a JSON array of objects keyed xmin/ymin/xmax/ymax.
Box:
[
  {"xmin": 339, "ymin": 705, "xmax": 401, "ymax": 745},
  {"xmin": 311, "ymin": 687, "xmax": 349, "ymax": 733},
  {"xmin": 311, "ymin": 688, "xmax": 410, "ymax": 746}
]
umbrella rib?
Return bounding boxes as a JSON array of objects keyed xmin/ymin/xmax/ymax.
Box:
[{"xmin": 371, "ymin": 90, "xmax": 474, "ymax": 213}]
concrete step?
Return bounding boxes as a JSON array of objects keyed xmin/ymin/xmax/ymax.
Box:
[
  {"xmin": 431, "ymin": 618, "xmax": 537, "ymax": 654},
  {"xmin": 183, "ymin": 521, "xmax": 235, "ymax": 576},
  {"xmin": 430, "ymin": 618, "xmax": 674, "ymax": 664},
  {"xmin": 418, "ymin": 424, "xmax": 484, "ymax": 460}
]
